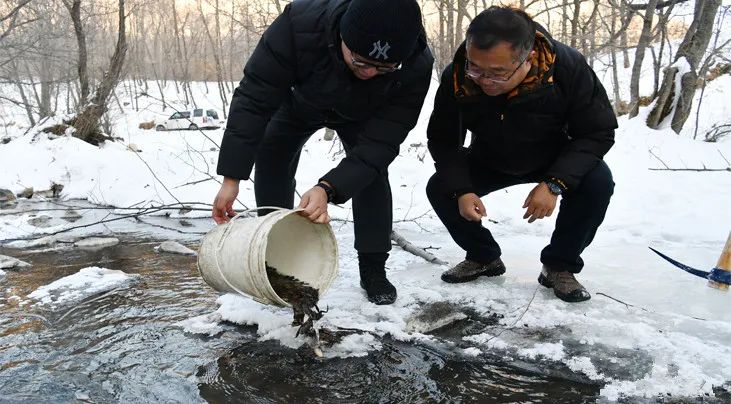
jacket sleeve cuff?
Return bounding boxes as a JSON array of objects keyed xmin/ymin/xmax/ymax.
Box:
[
  {"xmin": 318, "ymin": 173, "xmax": 345, "ymax": 204},
  {"xmin": 543, "ymin": 175, "xmax": 568, "ymax": 192},
  {"xmin": 453, "ymin": 187, "xmax": 475, "ymax": 198}
]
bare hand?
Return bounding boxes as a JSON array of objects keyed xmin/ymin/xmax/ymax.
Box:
[
  {"xmin": 457, "ymin": 193, "xmax": 486, "ymax": 222},
  {"xmin": 522, "ymin": 183, "xmax": 558, "ymax": 223},
  {"xmin": 298, "ymin": 186, "xmax": 330, "ymax": 224},
  {"xmin": 212, "ymin": 177, "xmax": 240, "ymax": 224}
]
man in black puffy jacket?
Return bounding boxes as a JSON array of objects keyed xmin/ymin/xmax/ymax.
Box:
[
  {"xmin": 212, "ymin": 0, "xmax": 434, "ymax": 305},
  {"xmin": 426, "ymin": 7, "xmax": 616, "ymax": 302}
]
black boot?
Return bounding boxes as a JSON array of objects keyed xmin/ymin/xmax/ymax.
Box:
[{"xmin": 358, "ymin": 252, "xmax": 397, "ymax": 305}]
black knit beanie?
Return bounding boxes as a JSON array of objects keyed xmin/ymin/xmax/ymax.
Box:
[{"xmin": 340, "ymin": 0, "xmax": 422, "ymax": 64}]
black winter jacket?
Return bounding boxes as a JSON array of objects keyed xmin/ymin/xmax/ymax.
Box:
[
  {"xmin": 217, "ymin": 0, "xmax": 434, "ymax": 204},
  {"xmin": 427, "ymin": 29, "xmax": 616, "ymax": 195}
]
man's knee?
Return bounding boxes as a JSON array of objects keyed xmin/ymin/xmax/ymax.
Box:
[
  {"xmin": 426, "ymin": 174, "xmax": 447, "ymax": 203},
  {"xmin": 575, "ymin": 161, "xmax": 614, "ymax": 202}
]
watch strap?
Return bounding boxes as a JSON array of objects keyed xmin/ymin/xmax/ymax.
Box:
[{"xmin": 315, "ymin": 182, "xmax": 334, "ymax": 202}]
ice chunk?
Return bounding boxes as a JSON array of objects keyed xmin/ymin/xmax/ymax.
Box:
[
  {"xmin": 74, "ymin": 237, "xmax": 120, "ymax": 249},
  {"xmin": 155, "ymin": 241, "xmax": 197, "ymax": 256},
  {"xmin": 28, "ymin": 266, "xmax": 137, "ymax": 306},
  {"xmin": 175, "ymin": 312, "xmax": 223, "ymax": 336},
  {"xmin": 5, "ymin": 236, "xmax": 56, "ymax": 249},
  {"xmin": 0, "ymin": 254, "xmax": 31, "ymax": 270}
]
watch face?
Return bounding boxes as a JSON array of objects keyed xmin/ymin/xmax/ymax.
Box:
[{"xmin": 548, "ymin": 182, "xmax": 562, "ymax": 195}]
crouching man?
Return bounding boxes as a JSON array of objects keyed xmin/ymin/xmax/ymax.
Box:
[
  {"xmin": 212, "ymin": 0, "xmax": 433, "ymax": 305},
  {"xmin": 426, "ymin": 6, "xmax": 616, "ymax": 302}
]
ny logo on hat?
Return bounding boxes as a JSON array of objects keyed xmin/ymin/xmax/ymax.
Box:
[{"xmin": 369, "ymin": 40, "xmax": 391, "ymax": 60}]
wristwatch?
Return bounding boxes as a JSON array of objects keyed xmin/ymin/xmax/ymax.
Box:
[
  {"xmin": 545, "ymin": 180, "xmax": 563, "ymax": 196},
  {"xmin": 315, "ymin": 182, "xmax": 335, "ymax": 202}
]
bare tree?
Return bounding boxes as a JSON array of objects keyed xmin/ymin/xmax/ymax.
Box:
[
  {"xmin": 68, "ymin": 0, "xmax": 128, "ymax": 144},
  {"xmin": 647, "ymin": 0, "xmax": 721, "ymax": 133},
  {"xmin": 198, "ymin": 0, "xmax": 229, "ymax": 118},
  {"xmin": 628, "ymin": 0, "xmax": 659, "ymax": 119},
  {"xmin": 0, "ymin": 0, "xmax": 34, "ymax": 42},
  {"xmin": 63, "ymin": 0, "xmax": 89, "ymax": 108}
]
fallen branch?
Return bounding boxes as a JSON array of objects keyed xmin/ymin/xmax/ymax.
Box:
[
  {"xmin": 596, "ymin": 292, "xmax": 708, "ymax": 321},
  {"xmin": 134, "ymin": 217, "xmax": 207, "ymax": 235},
  {"xmin": 129, "ymin": 148, "xmax": 183, "ymax": 205},
  {"xmin": 172, "ymin": 177, "xmax": 215, "ymax": 189},
  {"xmin": 596, "ymin": 292, "xmax": 650, "ymax": 312},
  {"xmin": 648, "ymin": 167, "xmax": 730, "ymax": 172},
  {"xmin": 0, "ymin": 202, "xmax": 214, "ymax": 216},
  {"xmin": 390, "ymin": 230, "xmax": 448, "ymax": 265},
  {"xmin": 484, "ymin": 285, "xmax": 540, "ymax": 343},
  {"xmin": 0, "ymin": 205, "xmax": 169, "ymax": 243},
  {"xmin": 648, "ymin": 147, "xmax": 730, "ymax": 172}
]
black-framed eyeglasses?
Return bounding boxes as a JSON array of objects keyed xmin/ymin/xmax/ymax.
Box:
[
  {"xmin": 351, "ymin": 56, "xmax": 402, "ymax": 74},
  {"xmin": 465, "ymin": 54, "xmax": 528, "ymax": 83}
]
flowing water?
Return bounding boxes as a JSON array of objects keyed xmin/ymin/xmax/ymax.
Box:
[{"xmin": 0, "ymin": 238, "xmax": 610, "ymax": 403}]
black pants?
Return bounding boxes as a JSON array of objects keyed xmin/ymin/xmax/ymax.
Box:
[
  {"xmin": 426, "ymin": 161, "xmax": 614, "ymax": 273},
  {"xmin": 253, "ymin": 106, "xmax": 393, "ymax": 254}
]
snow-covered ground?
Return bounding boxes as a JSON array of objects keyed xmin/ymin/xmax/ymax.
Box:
[{"xmin": 1, "ymin": 34, "xmax": 730, "ymax": 401}]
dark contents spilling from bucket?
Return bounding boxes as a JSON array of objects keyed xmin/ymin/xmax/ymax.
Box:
[{"xmin": 265, "ymin": 264, "xmax": 326, "ymax": 338}]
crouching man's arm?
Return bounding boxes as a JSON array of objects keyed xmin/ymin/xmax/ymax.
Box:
[
  {"xmin": 212, "ymin": 5, "xmax": 297, "ymax": 223},
  {"xmin": 315, "ymin": 68, "xmax": 433, "ymax": 209},
  {"xmin": 426, "ymin": 65, "xmax": 483, "ymax": 221},
  {"xmin": 544, "ymin": 55, "xmax": 617, "ymax": 192}
]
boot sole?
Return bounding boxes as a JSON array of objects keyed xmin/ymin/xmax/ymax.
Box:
[
  {"xmin": 441, "ymin": 267, "xmax": 506, "ymax": 284},
  {"xmin": 538, "ymin": 273, "xmax": 591, "ymax": 303}
]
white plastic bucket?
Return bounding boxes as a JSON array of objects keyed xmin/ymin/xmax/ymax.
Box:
[{"xmin": 197, "ymin": 207, "xmax": 339, "ymax": 307}]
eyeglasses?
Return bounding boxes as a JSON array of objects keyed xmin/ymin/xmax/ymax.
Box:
[
  {"xmin": 351, "ymin": 56, "xmax": 402, "ymax": 74},
  {"xmin": 465, "ymin": 55, "xmax": 528, "ymax": 83}
]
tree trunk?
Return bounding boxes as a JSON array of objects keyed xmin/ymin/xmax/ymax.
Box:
[
  {"xmin": 570, "ymin": 0, "xmax": 581, "ymax": 48},
  {"xmin": 64, "ymin": 0, "xmax": 89, "ymax": 109},
  {"xmin": 628, "ymin": 0, "xmax": 659, "ymax": 118},
  {"xmin": 71, "ymin": 0, "xmax": 128, "ymax": 145},
  {"xmin": 646, "ymin": 0, "xmax": 721, "ymax": 133},
  {"xmin": 609, "ymin": 6, "xmax": 621, "ymax": 111},
  {"xmin": 447, "ymin": 0, "xmax": 454, "ymax": 57},
  {"xmin": 620, "ymin": 1, "xmax": 630, "ymax": 68},
  {"xmin": 10, "ymin": 60, "xmax": 35, "ymax": 126},
  {"xmin": 561, "ymin": 0, "xmax": 569, "ymax": 43},
  {"xmin": 455, "ymin": 0, "xmax": 467, "ymax": 49}
]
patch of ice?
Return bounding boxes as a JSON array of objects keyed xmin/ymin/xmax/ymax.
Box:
[
  {"xmin": 517, "ymin": 342, "xmax": 566, "ymax": 361},
  {"xmin": 323, "ymin": 333, "xmax": 382, "ymax": 359},
  {"xmin": 463, "ymin": 333, "xmax": 510, "ymax": 350},
  {"xmin": 28, "ymin": 266, "xmax": 137, "ymax": 306},
  {"xmin": 565, "ymin": 356, "xmax": 606, "ymax": 381},
  {"xmin": 4, "ymin": 236, "xmax": 56, "ymax": 249},
  {"xmin": 0, "ymin": 254, "xmax": 31, "ymax": 270},
  {"xmin": 462, "ymin": 347, "xmax": 482, "ymax": 356},
  {"xmin": 175, "ymin": 312, "xmax": 223, "ymax": 336},
  {"xmin": 155, "ymin": 241, "xmax": 197, "ymax": 256},
  {"xmin": 74, "ymin": 237, "xmax": 120, "ymax": 249}
]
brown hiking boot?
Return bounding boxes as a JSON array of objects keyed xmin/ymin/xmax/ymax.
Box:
[
  {"xmin": 441, "ymin": 258, "xmax": 506, "ymax": 283},
  {"xmin": 538, "ymin": 266, "xmax": 591, "ymax": 302}
]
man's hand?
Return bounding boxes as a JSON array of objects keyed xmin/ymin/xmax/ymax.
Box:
[
  {"xmin": 522, "ymin": 182, "xmax": 558, "ymax": 223},
  {"xmin": 212, "ymin": 177, "xmax": 240, "ymax": 224},
  {"xmin": 458, "ymin": 193, "xmax": 486, "ymax": 222},
  {"xmin": 298, "ymin": 185, "xmax": 330, "ymax": 224}
]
